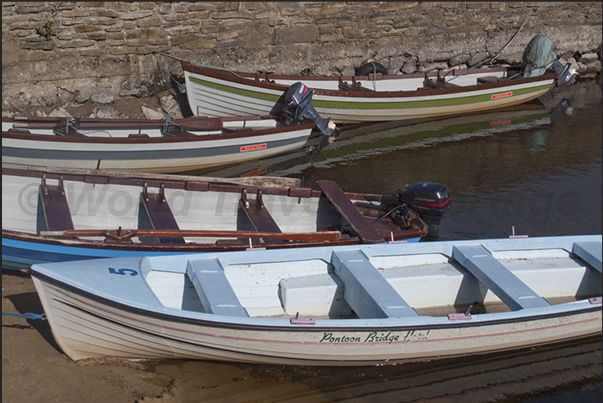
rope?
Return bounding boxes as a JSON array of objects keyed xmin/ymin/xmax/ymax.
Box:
[
  {"xmin": 3, "ymin": 312, "xmax": 47, "ymax": 320},
  {"xmin": 153, "ymin": 51, "xmax": 242, "ymax": 78},
  {"xmin": 154, "ymin": 53, "xmax": 186, "ymax": 93},
  {"xmin": 162, "ymin": 117, "xmax": 180, "ymax": 133},
  {"xmin": 371, "ymin": 62, "xmax": 377, "ymax": 91},
  {"xmin": 447, "ymin": 7, "xmax": 534, "ymax": 82}
]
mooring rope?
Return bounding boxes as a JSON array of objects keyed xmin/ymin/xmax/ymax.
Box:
[
  {"xmin": 2, "ymin": 312, "xmax": 46, "ymax": 320},
  {"xmin": 447, "ymin": 7, "xmax": 534, "ymax": 82},
  {"xmin": 153, "ymin": 51, "xmax": 242, "ymax": 78}
]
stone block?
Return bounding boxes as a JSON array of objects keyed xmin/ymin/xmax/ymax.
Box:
[
  {"xmin": 90, "ymin": 9, "xmax": 119, "ymax": 18},
  {"xmin": 2, "ymin": 40, "xmax": 21, "ymax": 64},
  {"xmin": 137, "ymin": 16, "xmax": 162, "ymax": 28},
  {"xmin": 281, "ymin": 24, "xmax": 317, "ymax": 44}
]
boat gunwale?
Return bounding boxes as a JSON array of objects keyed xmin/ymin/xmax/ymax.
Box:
[
  {"xmin": 182, "ymin": 61, "xmax": 558, "ymax": 99},
  {"xmin": 2, "ymin": 121, "xmax": 316, "ymax": 144},
  {"xmin": 29, "ymin": 264, "xmax": 602, "ymax": 334}
]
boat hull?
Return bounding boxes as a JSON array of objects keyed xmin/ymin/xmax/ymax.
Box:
[
  {"xmin": 2, "ymin": 167, "xmax": 427, "ymax": 270},
  {"xmin": 2, "ymin": 119, "xmax": 315, "ymax": 173},
  {"xmin": 29, "ymin": 235, "xmax": 602, "ymax": 366},
  {"xmin": 183, "ymin": 63, "xmax": 556, "ymax": 124}
]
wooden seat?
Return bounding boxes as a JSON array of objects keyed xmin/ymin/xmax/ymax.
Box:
[
  {"xmin": 186, "ymin": 258, "xmax": 249, "ymax": 317},
  {"xmin": 452, "ymin": 244, "xmax": 552, "ymax": 311},
  {"xmin": 332, "ymin": 249, "xmax": 420, "ymax": 318},
  {"xmin": 425, "ymin": 78, "xmax": 460, "ymax": 89},
  {"xmin": 316, "ymin": 180, "xmax": 384, "ymax": 244},
  {"xmin": 338, "ymin": 78, "xmax": 375, "ymax": 92},
  {"xmin": 477, "ymin": 76, "xmax": 503, "ymax": 84},
  {"xmin": 572, "ymin": 241, "xmax": 602, "ymax": 273},
  {"xmin": 37, "ymin": 177, "xmax": 74, "ymax": 233},
  {"xmin": 53, "ymin": 125, "xmax": 87, "ymax": 137},
  {"xmin": 239, "ymin": 189, "xmax": 285, "ymax": 243},
  {"xmin": 138, "ymin": 183, "xmax": 185, "ymax": 244}
]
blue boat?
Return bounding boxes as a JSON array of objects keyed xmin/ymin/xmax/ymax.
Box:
[{"xmin": 3, "ymin": 166, "xmax": 449, "ymax": 270}]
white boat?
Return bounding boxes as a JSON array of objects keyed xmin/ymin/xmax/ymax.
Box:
[
  {"xmin": 182, "ymin": 35, "xmax": 575, "ymax": 124},
  {"xmin": 183, "ymin": 62, "xmax": 559, "ymax": 124},
  {"xmin": 3, "ymin": 166, "xmax": 441, "ymax": 271},
  {"xmin": 2, "ymin": 115, "xmax": 316, "ymax": 173},
  {"xmin": 29, "ymin": 235, "xmax": 602, "ymax": 366}
]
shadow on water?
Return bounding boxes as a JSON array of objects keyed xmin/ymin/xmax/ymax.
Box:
[{"xmin": 147, "ymin": 335, "xmax": 601, "ymax": 403}]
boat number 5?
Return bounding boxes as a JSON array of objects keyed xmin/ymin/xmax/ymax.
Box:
[{"xmin": 108, "ymin": 267, "xmax": 138, "ymax": 276}]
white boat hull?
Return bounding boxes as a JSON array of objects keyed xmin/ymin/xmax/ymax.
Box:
[{"xmin": 30, "ymin": 236, "xmax": 602, "ymax": 366}]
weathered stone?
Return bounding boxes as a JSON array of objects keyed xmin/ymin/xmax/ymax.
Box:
[
  {"xmin": 89, "ymin": 9, "xmax": 119, "ymax": 18},
  {"xmin": 281, "ymin": 24, "xmax": 317, "ymax": 44},
  {"xmin": 141, "ymin": 105, "xmax": 165, "ymax": 119},
  {"xmin": 2, "ymin": 40, "xmax": 21, "ymax": 64}
]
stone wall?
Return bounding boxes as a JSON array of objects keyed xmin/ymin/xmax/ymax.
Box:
[{"xmin": 2, "ymin": 1, "xmax": 602, "ymax": 118}]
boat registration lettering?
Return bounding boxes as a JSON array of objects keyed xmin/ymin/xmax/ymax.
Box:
[
  {"xmin": 240, "ymin": 143, "xmax": 267, "ymax": 152},
  {"xmin": 319, "ymin": 330, "xmax": 431, "ymax": 344},
  {"xmin": 491, "ymin": 91, "xmax": 513, "ymax": 99},
  {"xmin": 108, "ymin": 267, "xmax": 138, "ymax": 276}
]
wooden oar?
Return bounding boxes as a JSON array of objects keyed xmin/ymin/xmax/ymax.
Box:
[
  {"xmin": 40, "ymin": 229, "xmax": 342, "ymax": 242},
  {"xmin": 24, "ymin": 166, "xmax": 301, "ymax": 189}
]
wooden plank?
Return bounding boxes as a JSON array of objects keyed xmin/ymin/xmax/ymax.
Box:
[
  {"xmin": 452, "ymin": 245, "xmax": 551, "ymax": 311},
  {"xmin": 40, "ymin": 228, "xmax": 342, "ymax": 242},
  {"xmin": 37, "ymin": 182, "xmax": 74, "ymax": 232},
  {"xmin": 239, "ymin": 189, "xmax": 284, "ymax": 243},
  {"xmin": 316, "ymin": 180, "xmax": 384, "ymax": 244},
  {"xmin": 186, "ymin": 259, "xmax": 249, "ymax": 317},
  {"xmin": 332, "ymin": 250, "xmax": 420, "ymax": 318},
  {"xmin": 139, "ymin": 192, "xmax": 185, "ymax": 244},
  {"xmin": 25, "ymin": 166, "xmax": 301, "ymax": 189},
  {"xmin": 572, "ymin": 241, "xmax": 602, "ymax": 273}
]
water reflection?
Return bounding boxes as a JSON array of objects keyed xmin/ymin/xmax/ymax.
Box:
[{"xmin": 150, "ymin": 336, "xmax": 601, "ymax": 403}]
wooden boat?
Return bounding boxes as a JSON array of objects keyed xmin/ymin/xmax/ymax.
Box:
[
  {"xmin": 2, "ymin": 115, "xmax": 316, "ymax": 173},
  {"xmin": 2, "ymin": 166, "xmax": 448, "ymax": 271},
  {"xmin": 182, "ymin": 61, "xmax": 559, "ymax": 124},
  {"xmin": 28, "ymin": 235, "xmax": 602, "ymax": 365}
]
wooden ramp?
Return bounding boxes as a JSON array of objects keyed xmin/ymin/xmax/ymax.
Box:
[
  {"xmin": 186, "ymin": 259, "xmax": 249, "ymax": 317},
  {"xmin": 331, "ymin": 249, "xmax": 420, "ymax": 318},
  {"xmin": 572, "ymin": 241, "xmax": 602, "ymax": 273},
  {"xmin": 452, "ymin": 244, "xmax": 552, "ymax": 311},
  {"xmin": 317, "ymin": 180, "xmax": 384, "ymax": 244}
]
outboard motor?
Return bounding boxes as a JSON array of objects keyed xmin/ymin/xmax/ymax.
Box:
[
  {"xmin": 364, "ymin": 182, "xmax": 451, "ymax": 241},
  {"xmin": 279, "ymin": 82, "xmax": 335, "ymax": 137},
  {"xmin": 400, "ymin": 182, "xmax": 451, "ymax": 240},
  {"xmin": 522, "ymin": 34, "xmax": 576, "ymax": 84}
]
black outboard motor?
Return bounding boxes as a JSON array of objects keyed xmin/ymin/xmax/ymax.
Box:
[
  {"xmin": 364, "ymin": 182, "xmax": 451, "ymax": 241},
  {"xmin": 279, "ymin": 82, "xmax": 334, "ymax": 137},
  {"xmin": 400, "ymin": 182, "xmax": 451, "ymax": 240}
]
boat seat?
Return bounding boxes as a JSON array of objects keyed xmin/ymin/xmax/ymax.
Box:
[
  {"xmin": 316, "ymin": 180, "xmax": 384, "ymax": 244},
  {"xmin": 161, "ymin": 126, "xmax": 197, "ymax": 137},
  {"xmin": 53, "ymin": 125, "xmax": 87, "ymax": 137},
  {"xmin": 37, "ymin": 179, "xmax": 74, "ymax": 232},
  {"xmin": 452, "ymin": 244, "xmax": 552, "ymax": 311},
  {"xmin": 338, "ymin": 78, "xmax": 375, "ymax": 92},
  {"xmin": 186, "ymin": 258, "xmax": 249, "ymax": 317},
  {"xmin": 138, "ymin": 185, "xmax": 185, "ymax": 244},
  {"xmin": 239, "ymin": 189, "xmax": 285, "ymax": 243},
  {"xmin": 425, "ymin": 78, "xmax": 460, "ymax": 89},
  {"xmin": 477, "ymin": 76, "xmax": 503, "ymax": 84},
  {"xmin": 572, "ymin": 241, "xmax": 602, "ymax": 273},
  {"xmin": 332, "ymin": 249, "xmax": 420, "ymax": 318}
]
